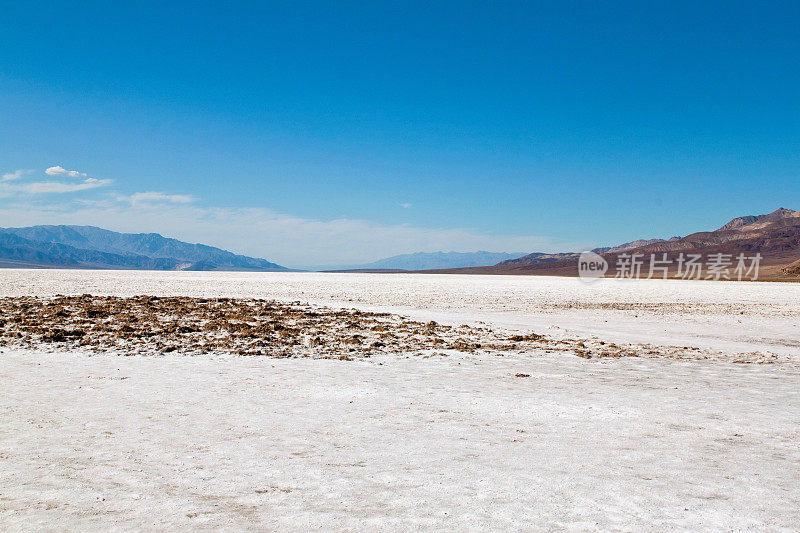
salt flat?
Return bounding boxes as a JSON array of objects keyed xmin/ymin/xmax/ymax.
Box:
[
  {"xmin": 2, "ymin": 350, "xmax": 799, "ymax": 531},
  {"xmin": 1, "ymin": 269, "xmax": 799, "ymax": 530},
  {"xmin": 1, "ymin": 269, "xmax": 799, "ymax": 355}
]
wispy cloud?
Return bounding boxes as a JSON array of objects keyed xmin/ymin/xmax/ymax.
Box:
[
  {"xmin": 45, "ymin": 165, "xmax": 87, "ymax": 178},
  {"xmin": 399, "ymin": 202, "xmax": 413, "ymax": 209},
  {"xmin": 128, "ymin": 191, "xmax": 195, "ymax": 204},
  {"xmin": 1, "ymin": 169, "xmax": 33, "ymax": 182},
  {"xmin": 1, "ymin": 167, "xmax": 111, "ymax": 197},
  {"xmin": 14, "ymin": 179, "xmax": 111, "ymax": 194}
]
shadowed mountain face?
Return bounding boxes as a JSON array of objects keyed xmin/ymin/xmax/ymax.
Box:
[
  {"xmin": 438, "ymin": 208, "xmax": 800, "ymax": 279},
  {"xmin": 0, "ymin": 225, "xmax": 287, "ymax": 271}
]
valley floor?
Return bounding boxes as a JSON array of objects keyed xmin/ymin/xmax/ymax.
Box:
[{"xmin": 1, "ymin": 270, "xmax": 799, "ymax": 530}]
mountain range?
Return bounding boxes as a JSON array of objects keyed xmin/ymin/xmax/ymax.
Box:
[
  {"xmin": 4, "ymin": 208, "xmax": 800, "ymax": 279},
  {"xmin": 439, "ymin": 208, "xmax": 800, "ymax": 279},
  {"xmin": 0, "ymin": 225, "xmax": 287, "ymax": 271}
]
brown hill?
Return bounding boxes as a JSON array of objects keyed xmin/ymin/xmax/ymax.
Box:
[
  {"xmin": 717, "ymin": 207, "xmax": 797, "ymax": 231},
  {"xmin": 431, "ymin": 208, "xmax": 800, "ymax": 280}
]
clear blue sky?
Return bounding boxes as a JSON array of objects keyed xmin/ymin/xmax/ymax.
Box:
[{"xmin": 1, "ymin": 1, "xmax": 798, "ymax": 267}]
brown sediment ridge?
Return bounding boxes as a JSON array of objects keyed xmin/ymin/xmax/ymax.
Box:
[{"xmin": 0, "ymin": 295, "xmax": 787, "ymax": 364}]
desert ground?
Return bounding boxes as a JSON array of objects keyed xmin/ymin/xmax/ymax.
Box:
[{"xmin": 1, "ymin": 269, "xmax": 799, "ymax": 530}]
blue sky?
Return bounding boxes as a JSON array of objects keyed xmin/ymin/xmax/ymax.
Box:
[{"xmin": 1, "ymin": 1, "xmax": 798, "ymax": 267}]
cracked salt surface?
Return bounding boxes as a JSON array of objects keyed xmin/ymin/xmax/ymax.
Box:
[{"xmin": 2, "ymin": 350, "xmax": 798, "ymax": 531}]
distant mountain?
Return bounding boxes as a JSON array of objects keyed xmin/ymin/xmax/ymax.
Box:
[
  {"xmin": 486, "ymin": 252, "xmax": 582, "ymax": 268},
  {"xmin": 439, "ymin": 208, "xmax": 800, "ymax": 279},
  {"xmin": 596, "ymin": 236, "xmax": 681, "ymax": 254},
  {"xmin": 327, "ymin": 251, "xmax": 529, "ymax": 271},
  {"xmin": 0, "ymin": 225, "xmax": 288, "ymax": 271}
]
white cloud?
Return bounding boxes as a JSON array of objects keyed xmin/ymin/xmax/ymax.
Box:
[
  {"xmin": 128, "ymin": 191, "xmax": 195, "ymax": 204},
  {"xmin": 0, "ymin": 167, "xmax": 111, "ymax": 198},
  {"xmin": 0, "ymin": 199, "xmax": 587, "ymax": 268},
  {"xmin": 1, "ymin": 169, "xmax": 33, "ymax": 182},
  {"xmin": 45, "ymin": 165, "xmax": 87, "ymax": 178},
  {"xmin": 13, "ymin": 179, "xmax": 111, "ymax": 194},
  {"xmin": 399, "ymin": 202, "xmax": 413, "ymax": 209}
]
